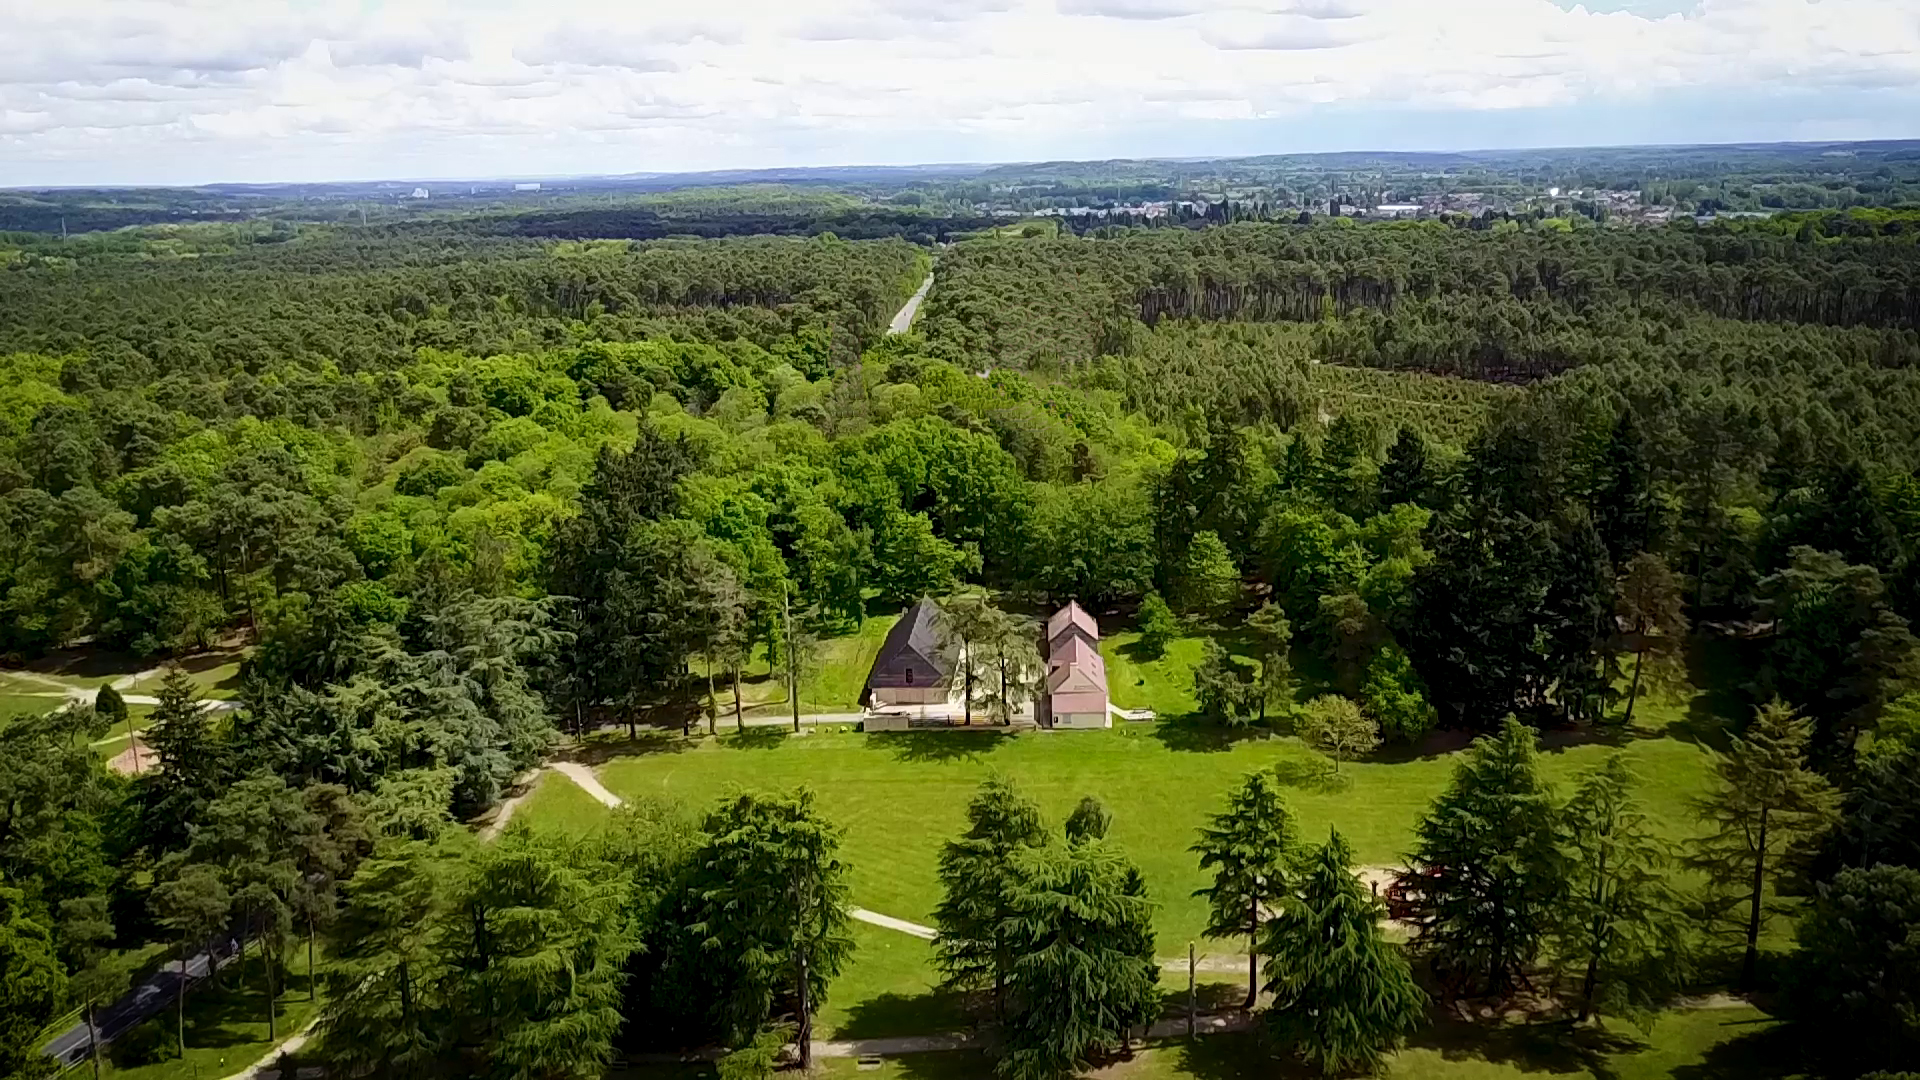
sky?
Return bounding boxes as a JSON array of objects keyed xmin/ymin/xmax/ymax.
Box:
[{"xmin": 2, "ymin": 0, "xmax": 1918, "ymax": 187}]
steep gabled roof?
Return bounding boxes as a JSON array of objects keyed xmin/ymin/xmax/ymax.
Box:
[
  {"xmin": 1046, "ymin": 601, "xmax": 1099, "ymax": 645},
  {"xmin": 867, "ymin": 597, "xmax": 954, "ymax": 688}
]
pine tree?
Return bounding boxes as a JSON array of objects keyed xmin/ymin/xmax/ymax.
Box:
[
  {"xmin": 1813, "ymin": 744, "xmax": 1920, "ymax": 880},
  {"xmin": 1192, "ymin": 639, "xmax": 1255, "ymax": 724},
  {"xmin": 138, "ymin": 666, "xmax": 223, "ymax": 855},
  {"xmin": 1614, "ymin": 553, "xmax": 1688, "ymax": 727},
  {"xmin": 1553, "ymin": 755, "xmax": 1687, "ymax": 1026},
  {"xmin": 1000, "ymin": 839, "xmax": 1159, "ymax": 1080},
  {"xmin": 1377, "ymin": 428, "xmax": 1432, "ymax": 509},
  {"xmin": 1787, "ymin": 864, "xmax": 1920, "ymax": 1073},
  {"xmin": 1246, "ymin": 601, "xmax": 1294, "ymax": 722},
  {"xmin": 1262, "ymin": 832, "xmax": 1425, "ymax": 1075},
  {"xmin": 1177, "ymin": 531, "xmax": 1240, "ymax": 618},
  {"xmin": 934, "ymin": 776, "xmax": 1047, "ymax": 1018},
  {"xmin": 1687, "ymin": 702, "xmax": 1839, "ymax": 989},
  {"xmin": 1192, "ymin": 771, "xmax": 1300, "ymax": 1008},
  {"xmin": 1405, "ymin": 717, "xmax": 1565, "ymax": 998}
]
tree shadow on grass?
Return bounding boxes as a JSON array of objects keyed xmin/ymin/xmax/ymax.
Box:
[
  {"xmin": 1163, "ymin": 1029, "xmax": 1313, "ymax": 1080},
  {"xmin": 1408, "ymin": 1012, "xmax": 1645, "ymax": 1080},
  {"xmin": 571, "ymin": 728, "xmax": 691, "ymax": 765},
  {"xmin": 1669, "ymin": 1017, "xmax": 1810, "ymax": 1080},
  {"xmin": 890, "ymin": 1050, "xmax": 997, "ymax": 1080},
  {"xmin": 1270, "ymin": 756, "xmax": 1349, "ymax": 794},
  {"xmin": 870, "ymin": 731, "xmax": 1013, "ymax": 763},
  {"xmin": 834, "ymin": 990, "xmax": 972, "ymax": 1041},
  {"xmin": 723, "ymin": 725, "xmax": 789, "ymax": 751},
  {"xmin": 1150, "ymin": 716, "xmax": 1270, "ymax": 754}
]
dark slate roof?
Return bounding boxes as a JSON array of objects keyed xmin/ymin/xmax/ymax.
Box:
[{"xmin": 867, "ymin": 597, "xmax": 954, "ymax": 688}]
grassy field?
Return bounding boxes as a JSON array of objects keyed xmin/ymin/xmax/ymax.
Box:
[{"xmin": 533, "ymin": 713, "xmax": 1717, "ymax": 957}]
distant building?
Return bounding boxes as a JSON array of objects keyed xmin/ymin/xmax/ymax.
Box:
[
  {"xmin": 514, "ymin": 182, "xmax": 541, "ymax": 192},
  {"xmin": 410, "ymin": 187, "xmax": 430, "ymax": 199},
  {"xmin": 1372, "ymin": 203, "xmax": 1422, "ymax": 218}
]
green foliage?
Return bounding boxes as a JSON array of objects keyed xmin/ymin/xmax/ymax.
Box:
[
  {"xmin": 1406, "ymin": 718, "xmax": 1566, "ymax": 999},
  {"xmin": 0, "ymin": 886, "xmax": 63, "ymax": 1080},
  {"xmin": 1192, "ymin": 771, "xmax": 1300, "ymax": 1007},
  {"xmin": 319, "ymin": 834, "xmax": 634, "ymax": 1080},
  {"xmin": 933, "ymin": 776, "xmax": 1048, "ymax": 1012},
  {"xmin": 1000, "ymin": 837, "xmax": 1159, "ymax": 1080},
  {"xmin": 1361, "ymin": 644, "xmax": 1435, "ymax": 743},
  {"xmin": 688, "ymin": 789, "xmax": 853, "ymax": 1057},
  {"xmin": 1687, "ymin": 701, "xmax": 1840, "ymax": 988},
  {"xmin": 1191, "ymin": 639, "xmax": 1256, "ymax": 725},
  {"xmin": 1553, "ymin": 755, "xmax": 1688, "ymax": 1027},
  {"xmin": 1261, "ymin": 832, "xmax": 1425, "ymax": 1076},
  {"xmin": 1064, "ymin": 796, "xmax": 1113, "ymax": 845},
  {"xmin": 1135, "ymin": 592, "xmax": 1177, "ymax": 660},
  {"xmin": 1788, "ymin": 865, "xmax": 1920, "ymax": 1073},
  {"xmin": 1296, "ymin": 694, "xmax": 1380, "ymax": 772}
]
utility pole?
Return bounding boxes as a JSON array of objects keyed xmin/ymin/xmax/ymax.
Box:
[
  {"xmin": 784, "ymin": 585, "xmax": 800, "ymax": 733},
  {"xmin": 1187, "ymin": 942, "xmax": 1197, "ymax": 1038}
]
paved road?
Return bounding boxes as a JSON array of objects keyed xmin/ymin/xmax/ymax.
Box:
[
  {"xmin": 887, "ymin": 273, "xmax": 934, "ymax": 335},
  {"xmin": 44, "ymin": 935, "xmax": 241, "ymax": 1067}
]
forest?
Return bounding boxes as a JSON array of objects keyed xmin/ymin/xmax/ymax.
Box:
[{"xmin": 3, "ymin": 188, "xmax": 1920, "ymax": 1080}]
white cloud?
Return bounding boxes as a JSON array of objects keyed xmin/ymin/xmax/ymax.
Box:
[{"xmin": 0, "ymin": 0, "xmax": 1914, "ymax": 184}]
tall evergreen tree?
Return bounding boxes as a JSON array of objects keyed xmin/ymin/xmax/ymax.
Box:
[
  {"xmin": 1377, "ymin": 428, "xmax": 1432, "ymax": 510},
  {"xmin": 1000, "ymin": 839, "xmax": 1159, "ymax": 1080},
  {"xmin": 1553, "ymin": 755, "xmax": 1687, "ymax": 1025},
  {"xmin": 1589, "ymin": 410, "xmax": 1662, "ymax": 563},
  {"xmin": 1246, "ymin": 601, "xmax": 1294, "ymax": 722},
  {"xmin": 1614, "ymin": 553, "xmax": 1689, "ymax": 726},
  {"xmin": 137, "ymin": 666, "xmax": 224, "ymax": 855},
  {"xmin": 1192, "ymin": 771, "xmax": 1300, "ymax": 1008},
  {"xmin": 690, "ymin": 790, "xmax": 853, "ymax": 1069},
  {"xmin": 1688, "ymin": 702, "xmax": 1839, "ymax": 989},
  {"xmin": 933, "ymin": 776, "xmax": 1047, "ymax": 1017},
  {"xmin": 1262, "ymin": 832, "xmax": 1425, "ymax": 1076},
  {"xmin": 1812, "ymin": 745, "xmax": 1920, "ymax": 881},
  {"xmin": 1787, "ymin": 864, "xmax": 1920, "ymax": 1073},
  {"xmin": 1404, "ymin": 718, "xmax": 1565, "ymax": 998}
]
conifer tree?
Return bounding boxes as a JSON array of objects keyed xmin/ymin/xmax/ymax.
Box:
[
  {"xmin": 1247, "ymin": 601, "xmax": 1294, "ymax": 722},
  {"xmin": 1001, "ymin": 839, "xmax": 1159, "ymax": 1080},
  {"xmin": 1688, "ymin": 702, "xmax": 1838, "ymax": 989},
  {"xmin": 1136, "ymin": 592, "xmax": 1178, "ymax": 660},
  {"xmin": 1614, "ymin": 553, "xmax": 1688, "ymax": 726},
  {"xmin": 1262, "ymin": 832, "xmax": 1425, "ymax": 1075},
  {"xmin": 1193, "ymin": 771, "xmax": 1300, "ymax": 1008},
  {"xmin": 690, "ymin": 790, "xmax": 853, "ymax": 1069},
  {"xmin": 1553, "ymin": 755, "xmax": 1687, "ymax": 1025},
  {"xmin": 1404, "ymin": 717, "xmax": 1565, "ymax": 998},
  {"xmin": 934, "ymin": 776, "xmax": 1047, "ymax": 1017}
]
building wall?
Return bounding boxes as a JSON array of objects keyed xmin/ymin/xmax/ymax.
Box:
[
  {"xmin": 1050, "ymin": 690, "xmax": 1107, "ymax": 716},
  {"xmin": 873, "ymin": 686, "xmax": 953, "ymax": 706},
  {"xmin": 1050, "ymin": 711, "xmax": 1110, "ymax": 729}
]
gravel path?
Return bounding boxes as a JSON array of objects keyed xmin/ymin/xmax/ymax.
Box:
[
  {"xmin": 551, "ymin": 761, "xmax": 624, "ymax": 807},
  {"xmin": 851, "ymin": 909, "xmax": 936, "ymax": 940}
]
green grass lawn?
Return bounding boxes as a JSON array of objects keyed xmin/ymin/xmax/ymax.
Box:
[
  {"xmin": 692, "ymin": 614, "xmax": 894, "ymax": 718},
  {"xmin": 514, "ymin": 769, "xmax": 615, "ymax": 837},
  {"xmin": 1102, "ymin": 631, "xmax": 1205, "ymax": 715},
  {"xmin": 551, "ymin": 718, "xmax": 1716, "ymax": 952}
]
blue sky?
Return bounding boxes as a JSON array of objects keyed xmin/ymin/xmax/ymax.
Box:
[{"xmin": 1, "ymin": 0, "xmax": 1916, "ymax": 186}]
